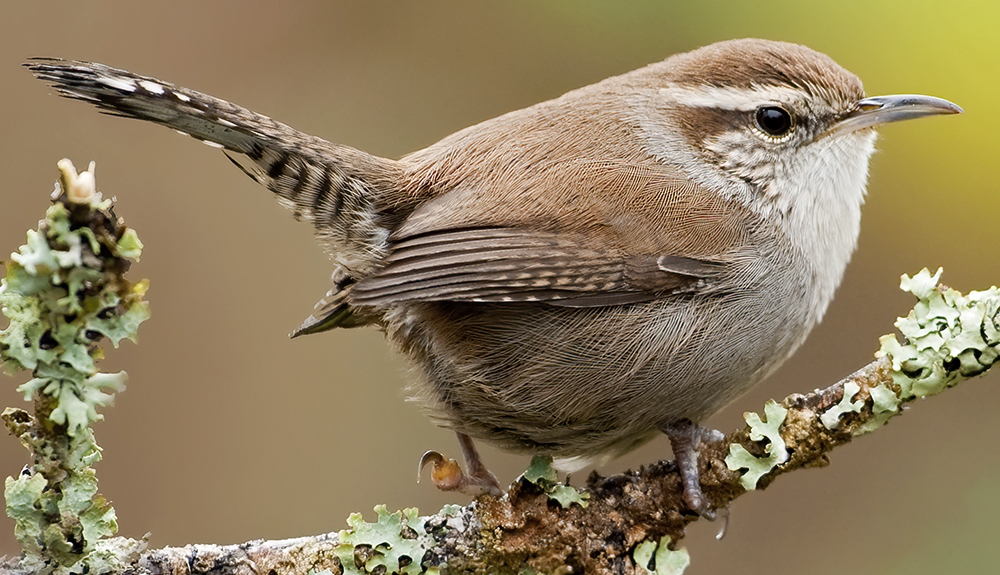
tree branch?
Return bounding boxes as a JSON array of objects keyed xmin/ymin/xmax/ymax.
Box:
[
  {"xmin": 3, "ymin": 164, "xmax": 996, "ymax": 575},
  {"xmin": 4, "ymin": 334, "xmax": 996, "ymax": 575}
]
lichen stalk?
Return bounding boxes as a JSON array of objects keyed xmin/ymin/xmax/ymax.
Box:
[{"xmin": 1, "ymin": 160, "xmax": 149, "ymax": 574}]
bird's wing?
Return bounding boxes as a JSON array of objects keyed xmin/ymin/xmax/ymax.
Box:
[{"xmin": 352, "ymin": 161, "xmax": 761, "ymax": 307}]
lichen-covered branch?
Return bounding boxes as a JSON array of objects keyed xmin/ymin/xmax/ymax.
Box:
[
  {"xmin": 1, "ymin": 160, "xmax": 149, "ymax": 574},
  {"xmin": 2, "ymin": 251, "xmax": 994, "ymax": 575},
  {"xmin": 2, "ymin": 165, "xmax": 996, "ymax": 575}
]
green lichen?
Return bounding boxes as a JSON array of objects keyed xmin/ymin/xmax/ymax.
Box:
[
  {"xmin": 336, "ymin": 505, "xmax": 430, "ymax": 575},
  {"xmin": 724, "ymin": 400, "xmax": 788, "ymax": 490},
  {"xmin": 820, "ymin": 381, "xmax": 864, "ymax": 430},
  {"xmin": 817, "ymin": 268, "xmax": 998, "ymax": 438},
  {"xmin": 877, "ymin": 268, "xmax": 1000, "ymax": 400},
  {"xmin": 854, "ymin": 383, "xmax": 902, "ymax": 436},
  {"xmin": 1, "ymin": 160, "xmax": 148, "ymax": 573},
  {"xmin": 520, "ymin": 455, "xmax": 590, "ymax": 509},
  {"xmin": 633, "ymin": 536, "xmax": 689, "ymax": 575}
]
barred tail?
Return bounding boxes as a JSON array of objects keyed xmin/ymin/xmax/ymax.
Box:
[{"xmin": 27, "ymin": 58, "xmax": 403, "ymax": 274}]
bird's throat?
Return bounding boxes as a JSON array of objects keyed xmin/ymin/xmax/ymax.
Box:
[{"xmin": 774, "ymin": 130, "xmax": 878, "ymax": 328}]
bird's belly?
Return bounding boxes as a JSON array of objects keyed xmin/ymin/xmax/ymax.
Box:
[{"xmin": 385, "ymin": 276, "xmax": 814, "ymax": 459}]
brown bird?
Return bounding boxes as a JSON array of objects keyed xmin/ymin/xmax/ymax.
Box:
[{"xmin": 27, "ymin": 39, "xmax": 961, "ymax": 515}]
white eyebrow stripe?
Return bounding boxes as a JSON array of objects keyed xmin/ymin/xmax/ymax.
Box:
[{"xmin": 659, "ymin": 84, "xmax": 802, "ymax": 111}]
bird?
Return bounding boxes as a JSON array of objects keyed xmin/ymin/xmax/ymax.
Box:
[{"xmin": 27, "ymin": 38, "xmax": 961, "ymax": 515}]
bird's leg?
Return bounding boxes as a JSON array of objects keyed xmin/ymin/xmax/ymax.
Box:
[
  {"xmin": 660, "ymin": 419, "xmax": 725, "ymax": 518},
  {"xmin": 417, "ymin": 432, "xmax": 503, "ymax": 497}
]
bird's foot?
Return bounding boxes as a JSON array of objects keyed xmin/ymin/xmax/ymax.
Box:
[
  {"xmin": 416, "ymin": 432, "xmax": 503, "ymax": 497},
  {"xmin": 417, "ymin": 451, "xmax": 502, "ymax": 496},
  {"xmin": 661, "ymin": 419, "xmax": 725, "ymax": 519}
]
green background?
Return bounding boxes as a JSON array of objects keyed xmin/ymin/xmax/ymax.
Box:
[{"xmin": 1, "ymin": 1, "xmax": 998, "ymax": 573}]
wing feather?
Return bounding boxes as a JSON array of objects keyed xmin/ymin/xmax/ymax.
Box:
[
  {"xmin": 352, "ymin": 228, "xmax": 713, "ymax": 306},
  {"xmin": 351, "ymin": 161, "xmax": 755, "ymax": 308}
]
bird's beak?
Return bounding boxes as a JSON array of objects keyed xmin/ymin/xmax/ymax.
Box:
[{"xmin": 830, "ymin": 94, "xmax": 962, "ymax": 135}]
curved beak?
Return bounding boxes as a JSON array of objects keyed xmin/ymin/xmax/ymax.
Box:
[{"xmin": 830, "ymin": 94, "xmax": 962, "ymax": 135}]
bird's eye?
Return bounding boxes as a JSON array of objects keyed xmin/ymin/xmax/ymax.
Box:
[{"xmin": 754, "ymin": 106, "xmax": 794, "ymax": 137}]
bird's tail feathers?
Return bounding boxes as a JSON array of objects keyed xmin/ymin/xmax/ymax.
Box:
[{"xmin": 27, "ymin": 58, "xmax": 402, "ymax": 273}]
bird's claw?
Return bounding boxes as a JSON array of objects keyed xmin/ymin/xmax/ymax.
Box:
[
  {"xmin": 714, "ymin": 506, "xmax": 731, "ymax": 540},
  {"xmin": 683, "ymin": 487, "xmax": 715, "ymax": 519},
  {"xmin": 417, "ymin": 449, "xmax": 503, "ymax": 497},
  {"xmin": 418, "ymin": 450, "xmax": 465, "ymax": 491}
]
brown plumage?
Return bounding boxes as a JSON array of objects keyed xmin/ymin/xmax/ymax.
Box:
[{"xmin": 27, "ymin": 38, "xmax": 960, "ymax": 511}]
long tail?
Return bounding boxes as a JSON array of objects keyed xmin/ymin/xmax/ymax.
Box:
[{"xmin": 27, "ymin": 58, "xmax": 403, "ymax": 275}]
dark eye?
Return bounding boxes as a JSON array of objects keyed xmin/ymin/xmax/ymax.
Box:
[{"xmin": 754, "ymin": 106, "xmax": 793, "ymax": 137}]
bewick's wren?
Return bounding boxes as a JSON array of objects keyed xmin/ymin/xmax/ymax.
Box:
[{"xmin": 28, "ymin": 39, "xmax": 961, "ymax": 514}]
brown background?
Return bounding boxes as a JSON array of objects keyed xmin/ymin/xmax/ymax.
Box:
[{"xmin": 1, "ymin": 1, "xmax": 998, "ymax": 573}]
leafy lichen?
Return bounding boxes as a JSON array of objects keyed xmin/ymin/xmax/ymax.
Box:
[
  {"xmin": 820, "ymin": 381, "xmax": 864, "ymax": 430},
  {"xmin": 877, "ymin": 268, "xmax": 999, "ymax": 400},
  {"xmin": 724, "ymin": 400, "xmax": 789, "ymax": 490},
  {"xmin": 853, "ymin": 383, "xmax": 902, "ymax": 435},
  {"xmin": 633, "ymin": 536, "xmax": 689, "ymax": 575},
  {"xmin": 817, "ymin": 268, "xmax": 998, "ymax": 438},
  {"xmin": 1, "ymin": 160, "xmax": 148, "ymax": 573},
  {"xmin": 336, "ymin": 505, "xmax": 431, "ymax": 575},
  {"xmin": 520, "ymin": 455, "xmax": 590, "ymax": 509}
]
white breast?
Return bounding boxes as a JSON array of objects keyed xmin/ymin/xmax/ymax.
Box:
[{"xmin": 773, "ymin": 130, "xmax": 877, "ymax": 328}]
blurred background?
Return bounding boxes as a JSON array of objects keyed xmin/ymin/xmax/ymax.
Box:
[{"xmin": 1, "ymin": 1, "xmax": 997, "ymax": 573}]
